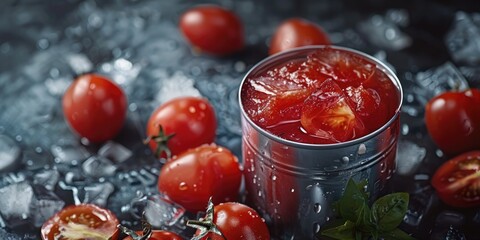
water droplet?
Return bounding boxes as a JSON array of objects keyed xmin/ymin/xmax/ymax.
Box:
[
  {"xmin": 357, "ymin": 144, "xmax": 366, "ymax": 155},
  {"xmin": 380, "ymin": 162, "xmax": 387, "ymax": 173},
  {"xmin": 271, "ymin": 175, "xmax": 277, "ymax": 181},
  {"xmin": 314, "ymin": 223, "xmax": 321, "ymax": 234},
  {"xmin": 341, "ymin": 156, "xmax": 349, "ymax": 163},
  {"xmin": 15, "ymin": 135, "xmax": 22, "ymax": 142},
  {"xmin": 436, "ymin": 149, "xmax": 444, "ymax": 157},
  {"xmin": 291, "ymin": 188, "xmax": 295, "ymax": 193},
  {"xmin": 179, "ymin": 182, "xmax": 188, "ymax": 190},
  {"xmin": 257, "ymin": 190, "xmax": 262, "ymax": 197},
  {"xmin": 401, "ymin": 124, "xmax": 410, "ymax": 135},
  {"xmin": 314, "ymin": 203, "xmax": 322, "ymax": 213},
  {"xmin": 35, "ymin": 147, "xmax": 43, "ymax": 153}
]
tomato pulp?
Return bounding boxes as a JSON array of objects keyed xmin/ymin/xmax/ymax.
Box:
[{"xmin": 241, "ymin": 47, "xmax": 400, "ymax": 144}]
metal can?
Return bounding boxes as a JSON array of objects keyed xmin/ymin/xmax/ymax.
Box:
[{"xmin": 238, "ymin": 46, "xmax": 403, "ymax": 239}]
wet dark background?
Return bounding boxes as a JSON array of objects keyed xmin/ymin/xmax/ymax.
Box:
[{"xmin": 0, "ymin": 0, "xmax": 480, "ymax": 239}]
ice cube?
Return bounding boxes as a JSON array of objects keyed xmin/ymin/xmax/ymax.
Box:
[
  {"xmin": 130, "ymin": 194, "xmax": 186, "ymax": 228},
  {"xmin": 30, "ymin": 184, "xmax": 65, "ymax": 227},
  {"xmin": 84, "ymin": 182, "xmax": 115, "ymax": 207},
  {"xmin": 396, "ymin": 140, "xmax": 426, "ymax": 176},
  {"xmin": 445, "ymin": 12, "xmax": 480, "ymax": 66},
  {"xmin": 65, "ymin": 53, "xmax": 93, "ymax": 75},
  {"xmin": 414, "ymin": 62, "xmax": 469, "ymax": 100},
  {"xmin": 99, "ymin": 58, "xmax": 141, "ymax": 87},
  {"xmin": 33, "ymin": 168, "xmax": 60, "ymax": 191},
  {"xmin": 0, "ymin": 181, "xmax": 33, "ymax": 227},
  {"xmin": 0, "ymin": 228, "xmax": 27, "ymax": 240},
  {"xmin": 154, "ymin": 71, "xmax": 201, "ymax": 104},
  {"xmin": 0, "ymin": 181, "xmax": 64, "ymax": 228},
  {"xmin": 50, "ymin": 143, "xmax": 89, "ymax": 165},
  {"xmin": 98, "ymin": 141, "xmax": 132, "ymax": 163},
  {"xmin": 403, "ymin": 185, "xmax": 437, "ymax": 227},
  {"xmin": 0, "ymin": 134, "xmax": 21, "ymax": 173},
  {"xmin": 357, "ymin": 14, "xmax": 411, "ymax": 51},
  {"xmin": 82, "ymin": 155, "xmax": 117, "ymax": 178}
]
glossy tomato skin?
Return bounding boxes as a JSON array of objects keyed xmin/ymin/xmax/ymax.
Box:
[
  {"xmin": 41, "ymin": 204, "xmax": 119, "ymax": 240},
  {"xmin": 195, "ymin": 202, "xmax": 270, "ymax": 240},
  {"xmin": 425, "ymin": 89, "xmax": 480, "ymax": 156},
  {"xmin": 123, "ymin": 230, "xmax": 183, "ymax": 240},
  {"xmin": 432, "ymin": 151, "xmax": 480, "ymax": 208},
  {"xmin": 62, "ymin": 74, "xmax": 127, "ymax": 143},
  {"xmin": 146, "ymin": 97, "xmax": 216, "ymax": 158},
  {"xmin": 180, "ymin": 5, "xmax": 244, "ymax": 56},
  {"xmin": 269, "ymin": 18, "xmax": 330, "ymax": 55},
  {"xmin": 158, "ymin": 144, "xmax": 242, "ymax": 213}
]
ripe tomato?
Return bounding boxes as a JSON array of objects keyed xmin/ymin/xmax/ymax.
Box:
[
  {"xmin": 269, "ymin": 18, "xmax": 330, "ymax": 55},
  {"xmin": 189, "ymin": 202, "xmax": 270, "ymax": 240},
  {"xmin": 158, "ymin": 144, "xmax": 242, "ymax": 213},
  {"xmin": 432, "ymin": 151, "xmax": 480, "ymax": 208},
  {"xmin": 180, "ymin": 5, "xmax": 244, "ymax": 56},
  {"xmin": 62, "ymin": 73, "xmax": 127, "ymax": 143},
  {"xmin": 122, "ymin": 230, "xmax": 183, "ymax": 240},
  {"xmin": 146, "ymin": 97, "xmax": 216, "ymax": 159},
  {"xmin": 41, "ymin": 204, "xmax": 119, "ymax": 240},
  {"xmin": 425, "ymin": 89, "xmax": 480, "ymax": 156}
]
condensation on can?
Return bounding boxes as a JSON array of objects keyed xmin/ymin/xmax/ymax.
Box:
[{"xmin": 239, "ymin": 46, "xmax": 403, "ymax": 239}]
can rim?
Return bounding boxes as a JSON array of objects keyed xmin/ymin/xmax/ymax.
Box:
[{"xmin": 238, "ymin": 45, "xmax": 404, "ymax": 149}]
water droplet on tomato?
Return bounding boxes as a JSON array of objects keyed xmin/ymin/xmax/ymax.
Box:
[{"xmin": 179, "ymin": 182, "xmax": 188, "ymax": 190}]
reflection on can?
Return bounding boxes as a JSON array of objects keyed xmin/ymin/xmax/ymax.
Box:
[{"xmin": 239, "ymin": 46, "xmax": 403, "ymax": 239}]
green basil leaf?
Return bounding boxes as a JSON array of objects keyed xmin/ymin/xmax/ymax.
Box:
[
  {"xmin": 356, "ymin": 179, "xmax": 369, "ymax": 200},
  {"xmin": 320, "ymin": 220, "xmax": 356, "ymax": 240},
  {"xmin": 355, "ymin": 203, "xmax": 374, "ymax": 232},
  {"xmin": 337, "ymin": 179, "xmax": 369, "ymax": 222},
  {"xmin": 372, "ymin": 192, "xmax": 409, "ymax": 232},
  {"xmin": 381, "ymin": 228, "xmax": 416, "ymax": 240}
]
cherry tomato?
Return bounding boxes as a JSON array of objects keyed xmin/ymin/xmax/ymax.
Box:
[
  {"xmin": 425, "ymin": 89, "xmax": 480, "ymax": 156},
  {"xmin": 269, "ymin": 18, "xmax": 330, "ymax": 55},
  {"xmin": 123, "ymin": 230, "xmax": 183, "ymax": 240},
  {"xmin": 190, "ymin": 202, "xmax": 270, "ymax": 240},
  {"xmin": 180, "ymin": 5, "xmax": 244, "ymax": 56},
  {"xmin": 41, "ymin": 204, "xmax": 119, "ymax": 240},
  {"xmin": 158, "ymin": 144, "xmax": 242, "ymax": 213},
  {"xmin": 432, "ymin": 151, "xmax": 480, "ymax": 208},
  {"xmin": 62, "ymin": 73, "xmax": 127, "ymax": 143},
  {"xmin": 146, "ymin": 97, "xmax": 216, "ymax": 159}
]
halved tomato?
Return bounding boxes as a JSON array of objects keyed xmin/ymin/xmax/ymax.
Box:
[
  {"xmin": 432, "ymin": 151, "xmax": 480, "ymax": 208},
  {"xmin": 41, "ymin": 204, "xmax": 119, "ymax": 240}
]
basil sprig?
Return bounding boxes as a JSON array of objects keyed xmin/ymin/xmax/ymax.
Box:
[{"xmin": 318, "ymin": 179, "xmax": 415, "ymax": 240}]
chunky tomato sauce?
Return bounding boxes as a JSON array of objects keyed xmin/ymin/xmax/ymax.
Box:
[{"xmin": 241, "ymin": 47, "xmax": 399, "ymax": 144}]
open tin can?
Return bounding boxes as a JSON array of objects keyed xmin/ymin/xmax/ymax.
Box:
[{"xmin": 238, "ymin": 46, "xmax": 403, "ymax": 239}]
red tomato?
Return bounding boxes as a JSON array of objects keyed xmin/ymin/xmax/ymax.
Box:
[
  {"xmin": 62, "ymin": 73, "xmax": 127, "ymax": 143},
  {"xmin": 41, "ymin": 204, "xmax": 119, "ymax": 240},
  {"xmin": 180, "ymin": 5, "xmax": 244, "ymax": 56},
  {"xmin": 158, "ymin": 144, "xmax": 242, "ymax": 213},
  {"xmin": 191, "ymin": 202, "xmax": 270, "ymax": 240},
  {"xmin": 432, "ymin": 151, "xmax": 480, "ymax": 208},
  {"xmin": 269, "ymin": 18, "xmax": 330, "ymax": 55},
  {"xmin": 123, "ymin": 230, "xmax": 183, "ymax": 240},
  {"xmin": 425, "ymin": 89, "xmax": 480, "ymax": 156},
  {"xmin": 146, "ymin": 97, "xmax": 216, "ymax": 159}
]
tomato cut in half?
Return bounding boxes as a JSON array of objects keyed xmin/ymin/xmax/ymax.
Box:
[
  {"xmin": 41, "ymin": 204, "xmax": 119, "ymax": 240},
  {"xmin": 432, "ymin": 151, "xmax": 480, "ymax": 208}
]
